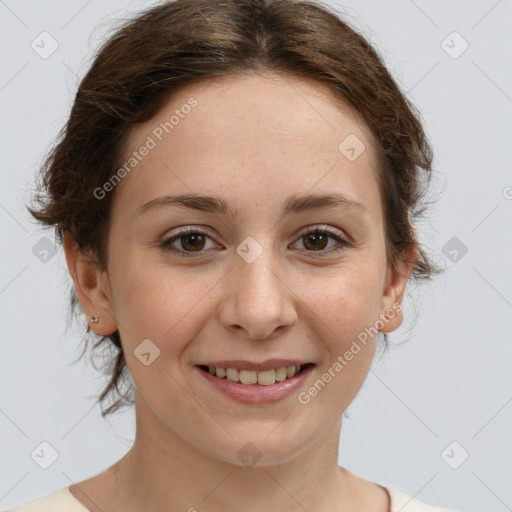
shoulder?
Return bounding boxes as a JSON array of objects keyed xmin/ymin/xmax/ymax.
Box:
[
  {"xmin": 3, "ymin": 486, "xmax": 90, "ymax": 512},
  {"xmin": 385, "ymin": 486, "xmax": 460, "ymax": 512}
]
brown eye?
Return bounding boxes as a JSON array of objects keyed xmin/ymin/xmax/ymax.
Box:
[
  {"xmin": 160, "ymin": 227, "xmax": 217, "ymax": 258},
  {"xmin": 302, "ymin": 231, "xmax": 329, "ymax": 251},
  {"xmin": 178, "ymin": 233, "xmax": 206, "ymax": 252},
  {"xmin": 293, "ymin": 226, "xmax": 349, "ymax": 256}
]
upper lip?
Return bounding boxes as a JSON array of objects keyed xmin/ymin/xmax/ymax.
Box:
[{"xmin": 196, "ymin": 359, "xmax": 312, "ymax": 371}]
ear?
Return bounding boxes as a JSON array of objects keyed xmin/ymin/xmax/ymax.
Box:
[
  {"xmin": 378, "ymin": 244, "xmax": 416, "ymax": 333},
  {"xmin": 62, "ymin": 231, "xmax": 118, "ymax": 336}
]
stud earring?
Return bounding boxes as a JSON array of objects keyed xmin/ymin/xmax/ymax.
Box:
[{"xmin": 90, "ymin": 315, "xmax": 99, "ymax": 323}]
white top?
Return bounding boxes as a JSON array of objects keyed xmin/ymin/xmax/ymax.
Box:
[{"xmin": 3, "ymin": 485, "xmax": 459, "ymax": 511}]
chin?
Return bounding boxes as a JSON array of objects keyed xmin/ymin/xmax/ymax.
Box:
[{"xmin": 208, "ymin": 429, "xmax": 314, "ymax": 469}]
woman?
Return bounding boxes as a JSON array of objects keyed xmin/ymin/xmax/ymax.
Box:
[{"xmin": 11, "ymin": 0, "xmax": 458, "ymax": 510}]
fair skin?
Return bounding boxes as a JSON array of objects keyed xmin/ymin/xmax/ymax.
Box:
[{"xmin": 63, "ymin": 71, "xmax": 414, "ymax": 512}]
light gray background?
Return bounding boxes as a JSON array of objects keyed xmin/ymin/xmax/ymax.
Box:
[{"xmin": 1, "ymin": 1, "xmax": 511, "ymax": 511}]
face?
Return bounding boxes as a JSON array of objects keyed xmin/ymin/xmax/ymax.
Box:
[{"xmin": 67, "ymin": 71, "xmax": 411, "ymax": 467}]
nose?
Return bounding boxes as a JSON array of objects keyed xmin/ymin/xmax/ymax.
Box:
[{"xmin": 217, "ymin": 240, "xmax": 298, "ymax": 340}]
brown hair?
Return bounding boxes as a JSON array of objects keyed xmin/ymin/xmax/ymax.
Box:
[{"xmin": 26, "ymin": 0, "xmax": 443, "ymax": 417}]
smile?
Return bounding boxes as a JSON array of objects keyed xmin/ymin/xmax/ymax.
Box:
[
  {"xmin": 199, "ymin": 364, "xmax": 313, "ymax": 385},
  {"xmin": 195, "ymin": 363, "xmax": 316, "ymax": 404}
]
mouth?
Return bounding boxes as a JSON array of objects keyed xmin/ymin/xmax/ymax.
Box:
[
  {"xmin": 195, "ymin": 362, "xmax": 316, "ymax": 404},
  {"xmin": 197, "ymin": 363, "xmax": 315, "ymax": 385}
]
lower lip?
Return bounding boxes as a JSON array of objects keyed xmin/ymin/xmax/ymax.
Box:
[{"xmin": 195, "ymin": 365, "xmax": 315, "ymax": 404}]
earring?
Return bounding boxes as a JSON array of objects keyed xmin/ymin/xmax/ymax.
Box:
[{"xmin": 90, "ymin": 315, "xmax": 99, "ymax": 323}]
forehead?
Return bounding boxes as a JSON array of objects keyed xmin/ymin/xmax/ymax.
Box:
[{"xmin": 112, "ymin": 71, "xmax": 381, "ymax": 220}]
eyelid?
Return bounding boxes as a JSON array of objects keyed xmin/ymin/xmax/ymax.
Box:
[
  {"xmin": 159, "ymin": 225, "xmax": 221, "ymax": 258},
  {"xmin": 160, "ymin": 224, "xmax": 350, "ymax": 258},
  {"xmin": 291, "ymin": 224, "xmax": 350, "ymax": 255},
  {"xmin": 164, "ymin": 224, "xmax": 214, "ymax": 237},
  {"xmin": 163, "ymin": 224, "xmax": 347, "ymax": 242},
  {"xmin": 297, "ymin": 224, "xmax": 346, "ymax": 239}
]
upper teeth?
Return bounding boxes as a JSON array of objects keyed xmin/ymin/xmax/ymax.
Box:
[{"xmin": 208, "ymin": 365, "xmax": 302, "ymax": 385}]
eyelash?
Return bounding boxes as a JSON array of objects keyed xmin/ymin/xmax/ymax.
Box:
[{"xmin": 159, "ymin": 225, "xmax": 350, "ymax": 259}]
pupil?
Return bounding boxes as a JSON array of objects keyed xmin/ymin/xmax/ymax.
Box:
[
  {"xmin": 305, "ymin": 233, "xmax": 327, "ymax": 250},
  {"xmin": 182, "ymin": 234, "xmax": 204, "ymax": 251}
]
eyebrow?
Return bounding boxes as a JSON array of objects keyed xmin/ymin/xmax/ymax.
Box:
[{"xmin": 136, "ymin": 192, "xmax": 367, "ymax": 220}]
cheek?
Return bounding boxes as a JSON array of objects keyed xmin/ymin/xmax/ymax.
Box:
[
  {"xmin": 297, "ymin": 262, "xmax": 383, "ymax": 400},
  {"xmin": 108, "ymin": 249, "xmax": 195, "ymax": 340},
  {"xmin": 304, "ymin": 262, "xmax": 383, "ymax": 339},
  {"xmin": 298, "ymin": 277, "xmax": 380, "ymax": 413},
  {"xmin": 114, "ymin": 270, "xmax": 210, "ymax": 395}
]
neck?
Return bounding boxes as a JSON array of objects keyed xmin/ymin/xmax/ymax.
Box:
[{"xmin": 108, "ymin": 391, "xmax": 362, "ymax": 512}]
